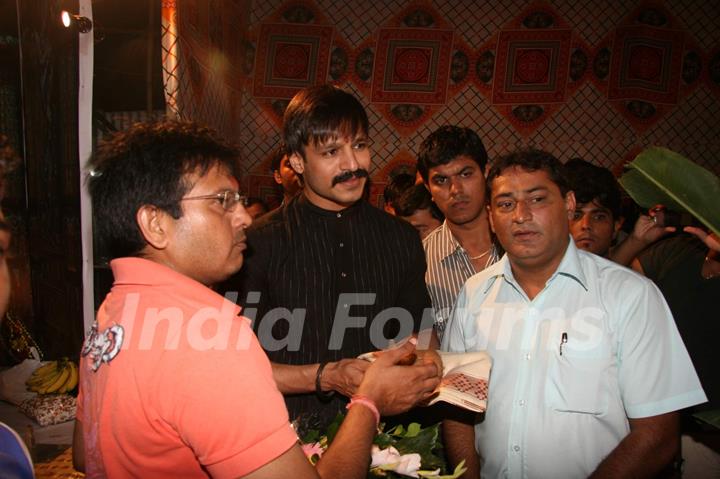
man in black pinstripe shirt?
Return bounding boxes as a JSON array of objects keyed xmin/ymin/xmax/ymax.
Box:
[{"xmin": 227, "ymin": 85, "xmax": 439, "ymax": 427}]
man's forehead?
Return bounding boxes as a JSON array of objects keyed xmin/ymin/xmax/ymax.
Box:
[
  {"xmin": 407, "ymin": 207, "xmax": 433, "ymax": 219},
  {"xmin": 577, "ymin": 199, "xmax": 611, "ymax": 213},
  {"xmin": 429, "ymin": 156, "xmax": 480, "ymax": 176},
  {"xmin": 491, "ymin": 167, "xmax": 556, "ymax": 194},
  {"xmin": 497, "ymin": 165, "xmax": 546, "ymax": 179},
  {"xmin": 311, "ymin": 133, "xmax": 366, "ymax": 146}
]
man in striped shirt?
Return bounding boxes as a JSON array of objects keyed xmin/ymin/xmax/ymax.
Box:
[
  {"xmin": 230, "ymin": 85, "xmax": 440, "ymax": 427},
  {"xmin": 418, "ymin": 126, "xmax": 499, "ymax": 342}
]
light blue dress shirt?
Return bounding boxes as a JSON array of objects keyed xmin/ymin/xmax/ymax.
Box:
[{"xmin": 442, "ymin": 238, "xmax": 707, "ymax": 479}]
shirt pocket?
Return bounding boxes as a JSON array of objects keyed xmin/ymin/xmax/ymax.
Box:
[{"xmin": 545, "ymin": 347, "xmax": 610, "ymax": 415}]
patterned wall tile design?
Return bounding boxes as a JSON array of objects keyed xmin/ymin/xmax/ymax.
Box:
[
  {"xmin": 317, "ymin": 0, "xmax": 398, "ymax": 46},
  {"xmin": 553, "ymin": 1, "xmax": 632, "ymax": 45},
  {"xmin": 668, "ymin": 0, "xmax": 720, "ymax": 50},
  {"xmin": 531, "ymin": 83, "xmax": 637, "ymax": 168},
  {"xmin": 169, "ymin": 0, "xmax": 720, "ymax": 204},
  {"xmin": 643, "ymin": 87, "xmax": 720, "ymax": 172},
  {"xmin": 436, "ymin": 0, "xmax": 526, "ymax": 47},
  {"xmin": 249, "ymin": 0, "xmax": 283, "ymax": 25},
  {"xmin": 240, "ymin": 95, "xmax": 286, "ymax": 172}
]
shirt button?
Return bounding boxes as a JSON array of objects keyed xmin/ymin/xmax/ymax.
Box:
[
  {"xmin": 341, "ymin": 272, "xmax": 347, "ymax": 278},
  {"xmin": 525, "ymin": 353, "xmax": 531, "ymax": 360},
  {"xmin": 336, "ymin": 213, "xmax": 342, "ymax": 218},
  {"xmin": 513, "ymin": 445, "xmax": 520, "ymax": 452},
  {"xmin": 343, "ymin": 304, "xmax": 349, "ymax": 308},
  {"xmin": 518, "ymin": 400, "xmax": 525, "ymax": 406},
  {"xmin": 339, "ymin": 242, "xmax": 344, "ymax": 247}
]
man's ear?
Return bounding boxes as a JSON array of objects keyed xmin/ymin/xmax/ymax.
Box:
[
  {"xmin": 136, "ymin": 205, "xmax": 171, "ymax": 250},
  {"xmin": 613, "ymin": 217, "xmax": 625, "ymax": 237},
  {"xmin": 563, "ymin": 191, "xmax": 576, "ymax": 221},
  {"xmin": 288, "ymin": 152, "xmax": 305, "ymax": 175},
  {"xmin": 565, "ymin": 191, "xmax": 576, "ymax": 220}
]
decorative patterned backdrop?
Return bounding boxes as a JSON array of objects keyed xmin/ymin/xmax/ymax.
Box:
[{"xmin": 165, "ymin": 0, "xmax": 720, "ymax": 208}]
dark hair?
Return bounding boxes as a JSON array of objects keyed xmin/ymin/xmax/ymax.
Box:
[
  {"xmin": 417, "ymin": 126, "xmax": 488, "ymax": 182},
  {"xmin": 564, "ymin": 158, "xmax": 621, "ymax": 219},
  {"xmin": 283, "ymin": 85, "xmax": 369, "ymax": 157},
  {"xmin": 269, "ymin": 144, "xmax": 287, "ymax": 172},
  {"xmin": 394, "ymin": 184, "xmax": 444, "ymax": 221},
  {"xmin": 487, "ymin": 149, "xmax": 569, "ymax": 196},
  {"xmin": 383, "ymin": 173, "xmax": 415, "ymax": 205},
  {"xmin": 87, "ymin": 120, "xmax": 239, "ymax": 259},
  {"xmin": 246, "ymin": 196, "xmax": 269, "ymax": 210}
]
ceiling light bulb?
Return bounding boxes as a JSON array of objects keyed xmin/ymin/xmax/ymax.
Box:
[
  {"xmin": 61, "ymin": 10, "xmax": 71, "ymax": 28},
  {"xmin": 60, "ymin": 10, "xmax": 93, "ymax": 33}
]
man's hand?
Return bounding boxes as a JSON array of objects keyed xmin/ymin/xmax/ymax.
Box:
[
  {"xmin": 415, "ymin": 349, "xmax": 443, "ymax": 380},
  {"xmin": 611, "ymin": 214, "xmax": 675, "ymax": 266},
  {"xmin": 321, "ymin": 359, "xmax": 370, "ymax": 397},
  {"xmin": 357, "ymin": 339, "xmax": 441, "ymax": 416},
  {"xmin": 632, "ymin": 214, "xmax": 675, "ymax": 245},
  {"xmin": 684, "ymin": 226, "xmax": 720, "ymax": 252},
  {"xmin": 367, "ymin": 345, "xmax": 443, "ymax": 379}
]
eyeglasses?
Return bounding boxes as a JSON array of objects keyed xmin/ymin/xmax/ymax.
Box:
[{"xmin": 180, "ymin": 190, "xmax": 249, "ymax": 211}]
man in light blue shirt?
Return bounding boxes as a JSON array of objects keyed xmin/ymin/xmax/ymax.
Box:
[{"xmin": 442, "ymin": 149, "xmax": 707, "ymax": 478}]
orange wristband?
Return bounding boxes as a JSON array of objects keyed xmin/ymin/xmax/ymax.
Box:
[{"xmin": 346, "ymin": 394, "xmax": 380, "ymax": 427}]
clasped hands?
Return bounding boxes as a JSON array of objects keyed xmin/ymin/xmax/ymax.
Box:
[{"xmin": 318, "ymin": 339, "xmax": 443, "ymax": 416}]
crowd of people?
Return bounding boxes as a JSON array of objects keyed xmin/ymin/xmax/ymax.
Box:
[{"xmin": 1, "ymin": 83, "xmax": 716, "ymax": 478}]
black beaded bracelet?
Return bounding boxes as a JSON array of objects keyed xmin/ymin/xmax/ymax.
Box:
[{"xmin": 315, "ymin": 361, "xmax": 335, "ymax": 400}]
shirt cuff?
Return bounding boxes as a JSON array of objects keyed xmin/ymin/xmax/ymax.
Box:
[
  {"xmin": 625, "ymin": 389, "xmax": 708, "ymax": 418},
  {"xmin": 204, "ymin": 423, "xmax": 298, "ymax": 478}
]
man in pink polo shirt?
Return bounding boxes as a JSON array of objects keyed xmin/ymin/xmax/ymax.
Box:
[{"xmin": 73, "ymin": 121, "xmax": 441, "ymax": 478}]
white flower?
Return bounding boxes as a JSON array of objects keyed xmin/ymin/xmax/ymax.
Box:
[{"xmin": 371, "ymin": 445, "xmax": 422, "ymax": 477}]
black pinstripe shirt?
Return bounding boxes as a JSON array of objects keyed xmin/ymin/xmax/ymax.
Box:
[{"xmin": 228, "ymin": 194, "xmax": 431, "ymax": 425}]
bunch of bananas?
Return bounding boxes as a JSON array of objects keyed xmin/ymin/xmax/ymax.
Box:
[{"xmin": 26, "ymin": 358, "xmax": 78, "ymax": 394}]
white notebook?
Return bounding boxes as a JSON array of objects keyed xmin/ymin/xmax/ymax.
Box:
[{"xmin": 358, "ymin": 350, "xmax": 492, "ymax": 413}]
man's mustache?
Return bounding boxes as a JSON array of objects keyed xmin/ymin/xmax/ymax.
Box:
[{"xmin": 332, "ymin": 169, "xmax": 369, "ymax": 186}]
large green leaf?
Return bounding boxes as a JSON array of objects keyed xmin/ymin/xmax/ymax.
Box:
[
  {"xmin": 618, "ymin": 147, "xmax": 720, "ymax": 237},
  {"xmin": 394, "ymin": 424, "xmax": 444, "ymax": 471},
  {"xmin": 325, "ymin": 412, "xmax": 346, "ymax": 445}
]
